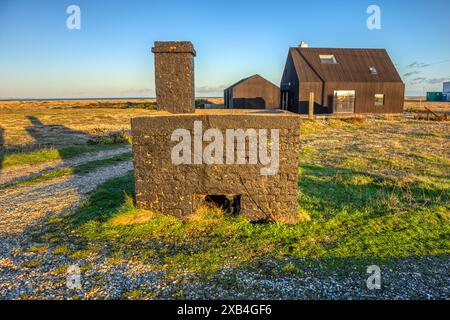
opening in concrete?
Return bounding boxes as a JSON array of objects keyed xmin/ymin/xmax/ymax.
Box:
[{"xmin": 205, "ymin": 195, "xmax": 241, "ymax": 215}]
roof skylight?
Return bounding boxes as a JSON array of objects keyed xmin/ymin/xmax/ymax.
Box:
[{"xmin": 319, "ymin": 54, "xmax": 337, "ymax": 64}]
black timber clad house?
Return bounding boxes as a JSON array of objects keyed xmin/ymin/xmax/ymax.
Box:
[
  {"xmin": 280, "ymin": 47, "xmax": 405, "ymax": 114},
  {"xmin": 224, "ymin": 74, "xmax": 280, "ymax": 109}
]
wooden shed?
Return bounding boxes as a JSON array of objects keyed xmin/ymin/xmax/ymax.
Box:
[
  {"xmin": 224, "ymin": 74, "xmax": 280, "ymax": 109},
  {"xmin": 280, "ymin": 46, "xmax": 405, "ymax": 114}
]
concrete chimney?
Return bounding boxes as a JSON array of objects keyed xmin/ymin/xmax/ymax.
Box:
[{"xmin": 151, "ymin": 41, "xmax": 196, "ymax": 113}]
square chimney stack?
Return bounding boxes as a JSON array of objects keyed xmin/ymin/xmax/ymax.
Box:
[{"xmin": 151, "ymin": 41, "xmax": 196, "ymax": 113}]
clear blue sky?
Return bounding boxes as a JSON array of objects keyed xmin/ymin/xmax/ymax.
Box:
[{"xmin": 1, "ymin": 0, "xmax": 449, "ymax": 99}]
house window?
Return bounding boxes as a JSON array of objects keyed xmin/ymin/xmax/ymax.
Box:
[
  {"xmin": 319, "ymin": 54, "xmax": 337, "ymax": 64},
  {"xmin": 333, "ymin": 90, "xmax": 356, "ymax": 113},
  {"xmin": 369, "ymin": 66, "xmax": 378, "ymax": 75},
  {"xmin": 375, "ymin": 94, "xmax": 384, "ymax": 106}
]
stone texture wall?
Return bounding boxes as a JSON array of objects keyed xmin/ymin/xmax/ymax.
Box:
[
  {"xmin": 132, "ymin": 110, "xmax": 300, "ymax": 221},
  {"xmin": 151, "ymin": 41, "xmax": 196, "ymax": 113}
]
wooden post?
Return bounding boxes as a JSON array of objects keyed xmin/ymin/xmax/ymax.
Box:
[{"xmin": 309, "ymin": 92, "xmax": 314, "ymax": 119}]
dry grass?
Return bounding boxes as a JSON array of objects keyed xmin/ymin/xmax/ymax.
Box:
[
  {"xmin": 0, "ymin": 100, "xmax": 157, "ymax": 149},
  {"xmin": 404, "ymin": 99, "xmax": 450, "ymax": 114},
  {"xmin": 273, "ymin": 210, "xmax": 311, "ymax": 225},
  {"xmin": 110, "ymin": 210, "xmax": 155, "ymax": 226}
]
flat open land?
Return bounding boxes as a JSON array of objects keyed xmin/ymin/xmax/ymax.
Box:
[
  {"xmin": 0, "ymin": 100, "xmax": 449, "ymax": 299},
  {"xmin": 404, "ymin": 98, "xmax": 450, "ymax": 115}
]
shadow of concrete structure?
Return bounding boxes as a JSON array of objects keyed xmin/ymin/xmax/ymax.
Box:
[
  {"xmin": 0, "ymin": 116, "xmax": 98, "ymax": 187},
  {"xmin": 25, "ymin": 115, "xmax": 96, "ymax": 152},
  {"xmin": 0, "ymin": 115, "xmax": 131, "ymax": 188}
]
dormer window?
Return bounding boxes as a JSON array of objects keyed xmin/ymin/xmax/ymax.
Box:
[
  {"xmin": 369, "ymin": 66, "xmax": 378, "ymax": 75},
  {"xmin": 319, "ymin": 54, "xmax": 337, "ymax": 64}
]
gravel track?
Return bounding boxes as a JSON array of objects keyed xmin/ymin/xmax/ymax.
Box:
[{"xmin": 0, "ymin": 155, "xmax": 133, "ymax": 299}]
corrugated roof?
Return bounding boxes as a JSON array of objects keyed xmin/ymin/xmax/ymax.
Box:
[{"xmin": 291, "ymin": 47, "xmax": 403, "ymax": 83}]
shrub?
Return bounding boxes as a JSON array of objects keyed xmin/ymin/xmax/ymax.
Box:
[
  {"xmin": 342, "ymin": 116, "xmax": 365, "ymax": 124},
  {"xmin": 87, "ymin": 130, "xmax": 132, "ymax": 145}
]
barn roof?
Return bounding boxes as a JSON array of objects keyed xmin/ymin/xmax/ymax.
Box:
[
  {"xmin": 290, "ymin": 47, "xmax": 403, "ymax": 83},
  {"xmin": 225, "ymin": 74, "xmax": 279, "ymax": 91}
]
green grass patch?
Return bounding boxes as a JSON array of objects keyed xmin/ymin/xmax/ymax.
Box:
[
  {"xmin": 6, "ymin": 152, "xmax": 131, "ymax": 187},
  {"xmin": 2, "ymin": 148, "xmax": 61, "ymax": 168},
  {"xmin": 46, "ymin": 166, "xmax": 449, "ymax": 279},
  {"xmin": 1, "ymin": 143, "xmax": 129, "ymax": 169}
]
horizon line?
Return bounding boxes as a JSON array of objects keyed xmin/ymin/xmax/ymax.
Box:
[{"xmin": 0, "ymin": 96, "xmax": 224, "ymax": 102}]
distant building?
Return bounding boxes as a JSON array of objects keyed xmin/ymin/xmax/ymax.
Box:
[
  {"xmin": 444, "ymin": 82, "xmax": 450, "ymax": 101},
  {"xmin": 444, "ymin": 81, "xmax": 450, "ymax": 93},
  {"xmin": 426, "ymin": 92, "xmax": 443, "ymax": 102},
  {"xmin": 280, "ymin": 46, "xmax": 405, "ymax": 114},
  {"xmin": 224, "ymin": 74, "xmax": 280, "ymax": 109}
]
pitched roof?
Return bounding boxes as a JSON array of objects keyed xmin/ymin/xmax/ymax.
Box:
[
  {"xmin": 225, "ymin": 74, "xmax": 279, "ymax": 91},
  {"xmin": 290, "ymin": 47, "xmax": 403, "ymax": 83}
]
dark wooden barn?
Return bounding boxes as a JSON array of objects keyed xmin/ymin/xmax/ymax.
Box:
[
  {"xmin": 224, "ymin": 74, "xmax": 280, "ymax": 109},
  {"xmin": 280, "ymin": 46, "xmax": 405, "ymax": 114}
]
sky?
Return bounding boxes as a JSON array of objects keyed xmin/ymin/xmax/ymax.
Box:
[{"xmin": 0, "ymin": 0, "xmax": 449, "ymax": 99}]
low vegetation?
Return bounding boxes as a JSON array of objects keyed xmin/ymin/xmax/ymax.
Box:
[
  {"xmin": 1, "ymin": 143, "xmax": 128, "ymax": 169},
  {"xmin": 80, "ymin": 101, "xmax": 158, "ymax": 110},
  {"xmin": 43, "ymin": 118, "xmax": 449, "ymax": 280},
  {"xmin": 87, "ymin": 130, "xmax": 132, "ymax": 145},
  {"xmin": 6, "ymin": 153, "xmax": 132, "ymax": 187}
]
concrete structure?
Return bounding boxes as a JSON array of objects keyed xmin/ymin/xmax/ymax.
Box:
[
  {"xmin": 132, "ymin": 41, "xmax": 300, "ymax": 221},
  {"xmin": 151, "ymin": 41, "xmax": 196, "ymax": 113},
  {"xmin": 132, "ymin": 110, "xmax": 299, "ymax": 221},
  {"xmin": 280, "ymin": 46, "xmax": 405, "ymax": 114},
  {"xmin": 224, "ymin": 75, "xmax": 280, "ymax": 109}
]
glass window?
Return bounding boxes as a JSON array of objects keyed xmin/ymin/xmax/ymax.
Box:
[
  {"xmin": 333, "ymin": 90, "xmax": 356, "ymax": 113},
  {"xmin": 375, "ymin": 94, "xmax": 384, "ymax": 106},
  {"xmin": 369, "ymin": 66, "xmax": 378, "ymax": 74},
  {"xmin": 319, "ymin": 54, "xmax": 337, "ymax": 64}
]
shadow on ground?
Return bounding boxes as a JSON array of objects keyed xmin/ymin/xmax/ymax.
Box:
[
  {"xmin": 0, "ymin": 116, "xmax": 115, "ymax": 186},
  {"xmin": 24, "ymin": 115, "xmax": 98, "ymax": 156}
]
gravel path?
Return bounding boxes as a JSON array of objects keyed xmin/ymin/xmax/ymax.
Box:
[
  {"xmin": 0, "ymin": 145, "xmax": 132, "ymax": 188},
  {"xmin": 0, "ymin": 157, "xmax": 133, "ymax": 299}
]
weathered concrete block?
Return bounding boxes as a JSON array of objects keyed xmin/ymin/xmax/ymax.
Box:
[
  {"xmin": 132, "ymin": 109, "xmax": 300, "ymax": 221},
  {"xmin": 151, "ymin": 41, "xmax": 196, "ymax": 113}
]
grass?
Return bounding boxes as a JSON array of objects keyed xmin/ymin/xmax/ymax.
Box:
[
  {"xmin": 87, "ymin": 130, "xmax": 132, "ymax": 145},
  {"xmin": 44, "ymin": 119, "xmax": 449, "ymax": 280},
  {"xmin": 23, "ymin": 258, "xmax": 44, "ymax": 269},
  {"xmin": 1, "ymin": 143, "xmax": 129, "ymax": 169},
  {"xmin": 23, "ymin": 118, "xmax": 444, "ymax": 289},
  {"xmin": 45, "ymin": 169, "xmax": 448, "ymax": 279},
  {"xmin": 6, "ymin": 152, "xmax": 132, "ymax": 187},
  {"xmin": 81, "ymin": 101, "xmax": 158, "ymax": 110}
]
